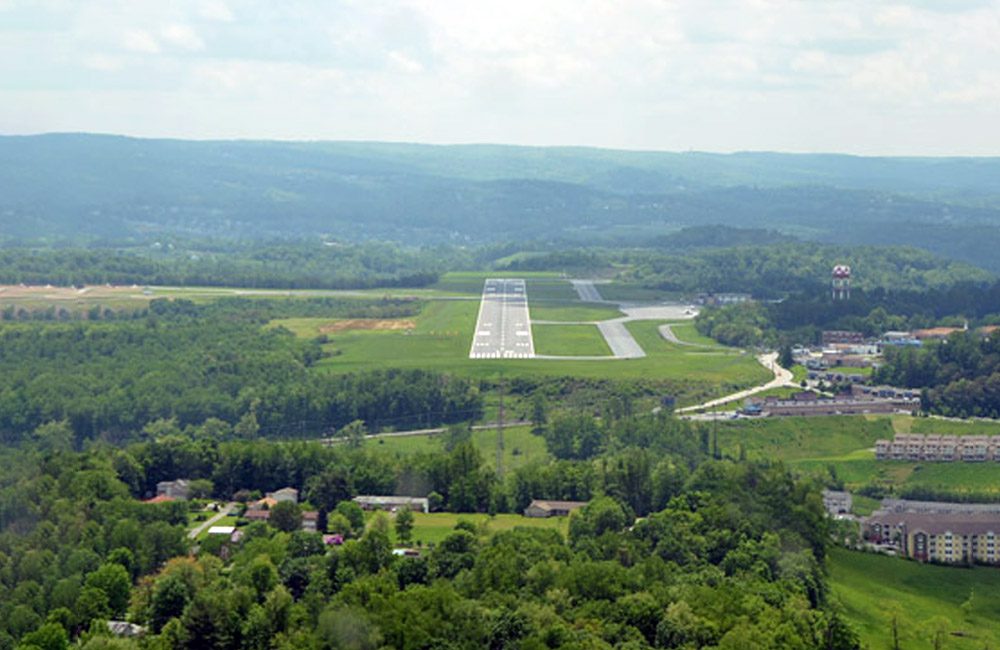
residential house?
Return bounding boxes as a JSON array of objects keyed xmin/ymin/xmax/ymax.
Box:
[
  {"xmin": 156, "ymin": 479, "xmax": 190, "ymax": 500},
  {"xmin": 107, "ymin": 621, "xmax": 146, "ymax": 638},
  {"xmin": 822, "ymin": 490, "xmax": 852, "ymax": 516},
  {"xmin": 523, "ymin": 499, "xmax": 589, "ymax": 518},
  {"xmin": 302, "ymin": 510, "xmax": 319, "ymax": 532},
  {"xmin": 266, "ymin": 487, "xmax": 299, "ymax": 503}
]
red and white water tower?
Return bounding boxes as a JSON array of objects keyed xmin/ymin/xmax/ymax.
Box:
[{"xmin": 832, "ymin": 265, "xmax": 851, "ymax": 300}]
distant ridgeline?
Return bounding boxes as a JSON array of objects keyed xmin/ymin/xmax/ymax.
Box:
[{"xmin": 5, "ymin": 134, "xmax": 1000, "ymax": 272}]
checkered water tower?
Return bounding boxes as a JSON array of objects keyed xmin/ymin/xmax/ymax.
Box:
[{"xmin": 832, "ymin": 265, "xmax": 851, "ymax": 300}]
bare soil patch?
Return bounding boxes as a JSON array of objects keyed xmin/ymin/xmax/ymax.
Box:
[{"xmin": 319, "ymin": 319, "xmax": 416, "ymax": 333}]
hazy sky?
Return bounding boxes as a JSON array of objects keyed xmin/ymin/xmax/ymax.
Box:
[{"xmin": 2, "ymin": 0, "xmax": 1000, "ymax": 154}]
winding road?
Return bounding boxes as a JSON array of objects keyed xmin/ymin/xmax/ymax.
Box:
[{"xmin": 675, "ymin": 352, "xmax": 796, "ymax": 414}]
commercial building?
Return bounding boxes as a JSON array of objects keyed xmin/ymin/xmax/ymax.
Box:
[
  {"xmin": 822, "ymin": 331, "xmax": 865, "ymax": 345},
  {"xmin": 754, "ymin": 393, "xmax": 918, "ymax": 417}
]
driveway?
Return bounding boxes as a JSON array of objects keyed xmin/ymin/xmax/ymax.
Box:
[{"xmin": 188, "ymin": 502, "xmax": 237, "ymax": 540}]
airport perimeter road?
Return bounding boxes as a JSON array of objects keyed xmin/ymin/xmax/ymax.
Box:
[{"xmin": 469, "ymin": 279, "xmax": 535, "ymax": 359}]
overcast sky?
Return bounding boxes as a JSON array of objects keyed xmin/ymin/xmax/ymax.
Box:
[{"xmin": 2, "ymin": 0, "xmax": 1000, "ymax": 154}]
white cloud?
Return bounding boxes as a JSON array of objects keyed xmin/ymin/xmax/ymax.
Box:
[
  {"xmin": 121, "ymin": 29, "xmax": 160, "ymax": 54},
  {"xmin": 82, "ymin": 54, "xmax": 124, "ymax": 72},
  {"xmin": 160, "ymin": 23, "xmax": 204, "ymax": 51},
  {"xmin": 3, "ymin": 0, "xmax": 1000, "ymax": 154},
  {"xmin": 198, "ymin": 0, "xmax": 233, "ymax": 22}
]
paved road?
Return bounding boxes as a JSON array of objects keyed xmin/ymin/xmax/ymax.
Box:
[
  {"xmin": 470, "ymin": 279, "xmax": 534, "ymax": 359},
  {"xmin": 322, "ymin": 420, "xmax": 533, "ymax": 445},
  {"xmin": 188, "ymin": 502, "xmax": 237, "ymax": 540},
  {"xmin": 658, "ymin": 324, "xmax": 713, "ymax": 348},
  {"xmin": 597, "ymin": 320, "xmax": 646, "ymax": 358},
  {"xmin": 675, "ymin": 352, "xmax": 795, "ymax": 413},
  {"xmin": 570, "ymin": 279, "xmax": 607, "ymax": 303}
]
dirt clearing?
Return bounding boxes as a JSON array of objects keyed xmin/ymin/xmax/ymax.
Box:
[{"xmin": 319, "ymin": 319, "xmax": 416, "ymax": 333}]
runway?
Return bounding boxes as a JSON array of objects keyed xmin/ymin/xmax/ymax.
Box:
[{"xmin": 469, "ymin": 279, "xmax": 535, "ymax": 359}]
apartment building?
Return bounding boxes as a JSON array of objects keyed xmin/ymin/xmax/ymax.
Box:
[
  {"xmin": 864, "ymin": 510, "xmax": 1000, "ymax": 564},
  {"xmin": 875, "ymin": 434, "xmax": 1000, "ymax": 462}
]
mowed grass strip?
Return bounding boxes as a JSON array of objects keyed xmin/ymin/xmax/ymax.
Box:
[
  {"xmin": 529, "ymin": 301, "xmax": 622, "ymax": 322},
  {"xmin": 595, "ymin": 283, "xmax": 682, "ymax": 302},
  {"xmin": 829, "ymin": 547, "xmax": 1000, "ymax": 649},
  {"xmin": 532, "ymin": 324, "xmax": 612, "ymax": 356}
]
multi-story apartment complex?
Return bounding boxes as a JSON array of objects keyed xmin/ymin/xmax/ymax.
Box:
[
  {"xmin": 875, "ymin": 434, "xmax": 1000, "ymax": 462},
  {"xmin": 864, "ymin": 502, "xmax": 1000, "ymax": 564}
]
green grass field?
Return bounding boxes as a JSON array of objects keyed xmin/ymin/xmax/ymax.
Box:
[
  {"xmin": 532, "ymin": 324, "xmax": 612, "ymax": 356},
  {"xmin": 529, "ymin": 301, "xmax": 622, "ymax": 322},
  {"xmin": 395, "ymin": 512, "xmax": 569, "ymax": 546},
  {"xmin": 292, "ymin": 300, "xmax": 768, "ymax": 398},
  {"xmin": 371, "ymin": 425, "xmax": 550, "ymax": 471},
  {"xmin": 829, "ymin": 547, "xmax": 1000, "ymax": 649},
  {"xmin": 595, "ymin": 283, "xmax": 682, "ymax": 302},
  {"xmin": 661, "ymin": 322, "xmax": 725, "ymax": 347}
]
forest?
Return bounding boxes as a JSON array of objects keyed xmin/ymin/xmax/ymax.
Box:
[
  {"xmin": 5, "ymin": 134, "xmax": 1000, "ymax": 273},
  {"xmin": 875, "ymin": 331, "xmax": 1000, "ymax": 418},
  {"xmin": 0, "ymin": 244, "xmax": 443, "ymax": 290},
  {"xmin": 0, "ymin": 298, "xmax": 481, "ymax": 445},
  {"xmin": 0, "ymin": 410, "xmax": 859, "ymax": 650}
]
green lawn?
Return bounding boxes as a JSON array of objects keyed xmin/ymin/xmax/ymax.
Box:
[
  {"xmin": 371, "ymin": 425, "xmax": 550, "ymax": 471},
  {"xmin": 529, "ymin": 301, "xmax": 622, "ymax": 322},
  {"xmin": 829, "ymin": 547, "xmax": 1000, "ymax": 649},
  {"xmin": 399, "ymin": 512, "xmax": 569, "ymax": 546},
  {"xmin": 909, "ymin": 417, "xmax": 1000, "ymax": 436},
  {"xmin": 532, "ymin": 324, "xmax": 612, "ymax": 356},
  {"xmin": 595, "ymin": 283, "xmax": 682, "ymax": 302},
  {"xmin": 663, "ymin": 322, "xmax": 725, "ymax": 347}
]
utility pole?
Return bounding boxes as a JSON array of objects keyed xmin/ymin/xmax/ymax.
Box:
[{"xmin": 496, "ymin": 374, "xmax": 505, "ymax": 479}]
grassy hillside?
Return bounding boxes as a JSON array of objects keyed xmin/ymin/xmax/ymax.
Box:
[
  {"xmin": 717, "ymin": 415, "xmax": 1000, "ymax": 497},
  {"xmin": 829, "ymin": 547, "xmax": 1000, "ymax": 649}
]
